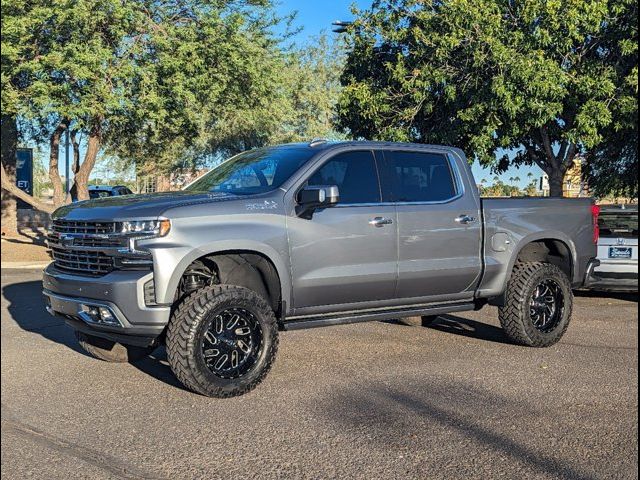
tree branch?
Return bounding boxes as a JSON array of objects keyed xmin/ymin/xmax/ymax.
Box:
[
  {"xmin": 539, "ymin": 126, "xmax": 558, "ymax": 169},
  {"xmin": 1, "ymin": 161, "xmax": 55, "ymax": 213},
  {"xmin": 524, "ymin": 144, "xmax": 550, "ymax": 174}
]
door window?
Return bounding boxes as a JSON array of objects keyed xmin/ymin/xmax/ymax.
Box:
[
  {"xmin": 382, "ymin": 151, "xmax": 458, "ymax": 202},
  {"xmin": 307, "ymin": 151, "xmax": 381, "ymax": 204}
]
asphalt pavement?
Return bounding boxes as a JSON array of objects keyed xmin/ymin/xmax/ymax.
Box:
[{"xmin": 1, "ymin": 269, "xmax": 638, "ymax": 480}]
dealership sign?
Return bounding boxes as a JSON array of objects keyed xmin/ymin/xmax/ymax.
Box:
[{"xmin": 16, "ymin": 148, "xmax": 34, "ymax": 209}]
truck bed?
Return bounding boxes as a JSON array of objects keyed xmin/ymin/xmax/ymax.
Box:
[{"xmin": 477, "ymin": 197, "xmax": 596, "ymax": 299}]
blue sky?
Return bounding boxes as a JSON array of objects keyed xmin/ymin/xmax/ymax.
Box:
[{"xmin": 275, "ymin": 0, "xmax": 371, "ymax": 42}]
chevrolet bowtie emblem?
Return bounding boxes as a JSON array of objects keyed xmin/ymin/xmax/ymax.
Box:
[{"xmin": 60, "ymin": 234, "xmax": 75, "ymax": 247}]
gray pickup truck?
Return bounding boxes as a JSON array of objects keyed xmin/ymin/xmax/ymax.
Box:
[{"xmin": 44, "ymin": 141, "xmax": 599, "ymax": 397}]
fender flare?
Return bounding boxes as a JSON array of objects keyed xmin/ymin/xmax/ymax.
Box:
[
  {"xmin": 505, "ymin": 231, "xmax": 578, "ymax": 285},
  {"xmin": 165, "ymin": 240, "xmax": 292, "ymax": 312}
]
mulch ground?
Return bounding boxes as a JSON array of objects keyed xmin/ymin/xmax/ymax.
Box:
[{"xmin": 1, "ymin": 229, "xmax": 51, "ymax": 263}]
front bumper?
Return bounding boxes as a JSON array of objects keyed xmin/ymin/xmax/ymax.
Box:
[
  {"xmin": 42, "ymin": 263, "xmax": 170, "ymax": 346},
  {"xmin": 583, "ymin": 259, "xmax": 638, "ymax": 292}
]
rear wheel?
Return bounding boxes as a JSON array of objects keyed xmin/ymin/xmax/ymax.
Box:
[
  {"xmin": 499, "ymin": 262, "xmax": 573, "ymax": 347},
  {"xmin": 166, "ymin": 285, "xmax": 278, "ymax": 398},
  {"xmin": 75, "ymin": 331, "xmax": 156, "ymax": 363}
]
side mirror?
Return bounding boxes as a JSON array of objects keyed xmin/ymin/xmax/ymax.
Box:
[{"xmin": 296, "ymin": 185, "xmax": 340, "ymax": 219}]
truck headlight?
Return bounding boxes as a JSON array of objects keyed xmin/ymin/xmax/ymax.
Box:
[{"xmin": 121, "ymin": 219, "xmax": 171, "ymax": 237}]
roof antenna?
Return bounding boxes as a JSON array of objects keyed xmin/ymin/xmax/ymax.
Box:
[{"xmin": 309, "ymin": 138, "xmax": 328, "ymax": 148}]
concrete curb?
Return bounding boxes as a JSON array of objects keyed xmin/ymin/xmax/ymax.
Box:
[{"xmin": 1, "ymin": 262, "xmax": 50, "ymax": 270}]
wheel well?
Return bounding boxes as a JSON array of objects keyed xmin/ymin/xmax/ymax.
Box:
[
  {"xmin": 176, "ymin": 251, "xmax": 282, "ymax": 316},
  {"xmin": 489, "ymin": 239, "xmax": 574, "ymax": 308},
  {"xmin": 515, "ymin": 239, "xmax": 573, "ymax": 280}
]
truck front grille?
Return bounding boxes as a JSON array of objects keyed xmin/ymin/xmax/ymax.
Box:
[
  {"xmin": 51, "ymin": 219, "xmax": 119, "ymax": 235},
  {"xmin": 48, "ymin": 220, "xmax": 122, "ymax": 275},
  {"xmin": 50, "ymin": 246, "xmax": 114, "ymax": 275}
]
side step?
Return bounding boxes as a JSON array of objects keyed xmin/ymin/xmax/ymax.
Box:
[{"xmin": 282, "ymin": 302, "xmax": 475, "ymax": 331}]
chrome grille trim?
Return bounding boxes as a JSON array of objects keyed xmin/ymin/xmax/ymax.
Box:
[
  {"xmin": 51, "ymin": 220, "xmax": 119, "ymax": 235},
  {"xmin": 50, "ymin": 246, "xmax": 114, "ymax": 275},
  {"xmin": 48, "ymin": 220, "xmax": 121, "ymax": 275}
]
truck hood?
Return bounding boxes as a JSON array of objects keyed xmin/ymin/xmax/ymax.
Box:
[{"xmin": 52, "ymin": 191, "xmax": 241, "ymax": 221}]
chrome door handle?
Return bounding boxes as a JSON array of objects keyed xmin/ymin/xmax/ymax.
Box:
[
  {"xmin": 455, "ymin": 214, "xmax": 476, "ymax": 225},
  {"xmin": 369, "ymin": 217, "xmax": 393, "ymax": 227}
]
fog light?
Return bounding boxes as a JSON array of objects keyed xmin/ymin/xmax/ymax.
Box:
[
  {"xmin": 99, "ymin": 307, "xmax": 115, "ymax": 322},
  {"xmin": 80, "ymin": 304, "xmax": 121, "ymax": 326}
]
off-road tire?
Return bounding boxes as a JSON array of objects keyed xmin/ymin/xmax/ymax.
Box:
[
  {"xmin": 166, "ymin": 285, "xmax": 278, "ymax": 398},
  {"xmin": 499, "ymin": 262, "xmax": 573, "ymax": 347},
  {"xmin": 421, "ymin": 315, "xmax": 439, "ymax": 326},
  {"xmin": 75, "ymin": 331, "xmax": 156, "ymax": 363}
]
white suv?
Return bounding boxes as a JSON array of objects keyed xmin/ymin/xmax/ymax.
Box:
[{"xmin": 586, "ymin": 205, "xmax": 638, "ymax": 292}]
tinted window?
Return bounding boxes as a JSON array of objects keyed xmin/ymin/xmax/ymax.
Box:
[
  {"xmin": 308, "ymin": 151, "xmax": 381, "ymax": 204},
  {"xmin": 599, "ymin": 210, "xmax": 639, "ymax": 238},
  {"xmin": 383, "ymin": 151, "xmax": 457, "ymax": 202}
]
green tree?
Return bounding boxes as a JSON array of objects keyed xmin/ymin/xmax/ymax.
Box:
[
  {"xmin": 338, "ymin": 0, "xmax": 638, "ymax": 197},
  {"xmin": 1, "ymin": 0, "xmax": 286, "ymax": 206}
]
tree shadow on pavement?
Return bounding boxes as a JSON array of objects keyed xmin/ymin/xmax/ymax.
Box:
[
  {"xmin": 2, "ymin": 280, "xmax": 89, "ymax": 357},
  {"xmin": 2, "ymin": 279, "xmax": 188, "ymax": 391},
  {"xmin": 574, "ymin": 290, "xmax": 638, "ymax": 302},
  {"xmin": 385, "ymin": 314, "xmax": 511, "ymax": 345},
  {"xmin": 321, "ymin": 382, "xmax": 600, "ymax": 480}
]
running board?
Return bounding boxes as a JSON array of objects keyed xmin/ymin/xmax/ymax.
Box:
[{"xmin": 282, "ymin": 302, "xmax": 475, "ymax": 331}]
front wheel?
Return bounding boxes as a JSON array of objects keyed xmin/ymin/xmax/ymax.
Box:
[
  {"xmin": 499, "ymin": 262, "xmax": 573, "ymax": 347},
  {"xmin": 166, "ymin": 285, "xmax": 278, "ymax": 398}
]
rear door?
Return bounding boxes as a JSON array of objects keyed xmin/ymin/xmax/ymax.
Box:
[
  {"xmin": 379, "ymin": 149, "xmax": 482, "ymax": 302},
  {"xmin": 287, "ymin": 150, "xmax": 398, "ymax": 313}
]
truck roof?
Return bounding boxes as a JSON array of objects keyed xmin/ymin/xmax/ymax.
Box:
[{"xmin": 278, "ymin": 140, "xmax": 459, "ymax": 152}]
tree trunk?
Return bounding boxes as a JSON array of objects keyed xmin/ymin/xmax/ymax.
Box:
[
  {"xmin": 49, "ymin": 120, "xmax": 69, "ymax": 206},
  {"xmin": 1, "ymin": 114, "xmax": 18, "ymax": 236},
  {"xmin": 68, "ymin": 130, "xmax": 81, "ymax": 202},
  {"xmin": 72, "ymin": 128, "xmax": 101, "ymax": 201},
  {"xmin": 548, "ymin": 171, "xmax": 564, "ymax": 197}
]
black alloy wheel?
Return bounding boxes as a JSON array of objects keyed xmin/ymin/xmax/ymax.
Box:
[
  {"xmin": 529, "ymin": 279, "xmax": 565, "ymax": 333},
  {"xmin": 201, "ymin": 308, "xmax": 263, "ymax": 379}
]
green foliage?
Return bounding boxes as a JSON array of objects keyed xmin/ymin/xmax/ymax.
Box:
[
  {"xmin": 479, "ymin": 178, "xmax": 540, "ymax": 197},
  {"xmin": 338, "ymin": 0, "xmax": 638, "ymax": 196},
  {"xmin": 2, "ymin": 0, "xmax": 345, "ymax": 181}
]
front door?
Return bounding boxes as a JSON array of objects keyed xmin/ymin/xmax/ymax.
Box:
[
  {"xmin": 380, "ymin": 149, "xmax": 482, "ymax": 302},
  {"xmin": 287, "ymin": 150, "xmax": 398, "ymax": 313}
]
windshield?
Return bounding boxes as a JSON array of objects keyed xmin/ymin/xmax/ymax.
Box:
[{"xmin": 184, "ymin": 146, "xmax": 317, "ymax": 195}]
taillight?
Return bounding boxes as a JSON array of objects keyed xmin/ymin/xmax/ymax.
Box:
[{"xmin": 591, "ymin": 205, "xmax": 601, "ymax": 244}]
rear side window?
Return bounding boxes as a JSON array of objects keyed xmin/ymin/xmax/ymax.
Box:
[
  {"xmin": 307, "ymin": 151, "xmax": 381, "ymax": 204},
  {"xmin": 381, "ymin": 151, "xmax": 458, "ymax": 202}
]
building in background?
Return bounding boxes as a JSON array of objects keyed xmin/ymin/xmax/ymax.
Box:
[{"xmin": 540, "ymin": 157, "xmax": 590, "ymax": 198}]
